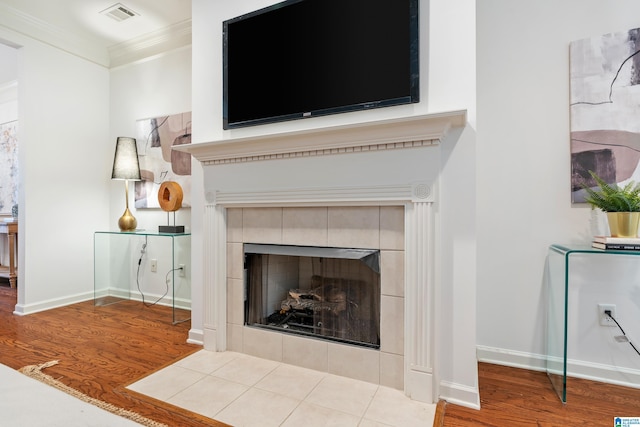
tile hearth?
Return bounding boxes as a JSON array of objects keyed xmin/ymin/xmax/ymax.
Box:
[{"xmin": 127, "ymin": 350, "xmax": 436, "ymax": 427}]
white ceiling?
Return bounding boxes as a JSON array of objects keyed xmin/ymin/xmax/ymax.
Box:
[
  {"xmin": 0, "ymin": 0, "xmax": 191, "ymax": 46},
  {"xmin": 0, "ymin": 0, "xmax": 192, "ymax": 66}
]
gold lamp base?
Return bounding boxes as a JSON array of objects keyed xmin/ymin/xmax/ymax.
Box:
[{"xmin": 118, "ymin": 207, "xmax": 137, "ymax": 231}]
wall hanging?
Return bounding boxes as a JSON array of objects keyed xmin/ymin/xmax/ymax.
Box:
[
  {"xmin": 570, "ymin": 28, "xmax": 640, "ymax": 203},
  {"xmin": 0, "ymin": 120, "xmax": 18, "ymax": 215},
  {"xmin": 134, "ymin": 111, "xmax": 192, "ymax": 209}
]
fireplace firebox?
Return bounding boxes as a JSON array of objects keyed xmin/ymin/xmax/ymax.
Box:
[{"xmin": 244, "ymin": 244, "xmax": 381, "ymax": 348}]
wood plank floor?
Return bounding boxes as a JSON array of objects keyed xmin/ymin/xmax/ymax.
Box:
[
  {"xmin": 0, "ymin": 284, "xmax": 226, "ymax": 426},
  {"xmin": 435, "ymin": 359, "xmax": 640, "ymax": 426},
  {"xmin": 3, "ymin": 283, "xmax": 640, "ymax": 426}
]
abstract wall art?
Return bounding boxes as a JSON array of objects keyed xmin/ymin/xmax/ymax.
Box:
[
  {"xmin": 134, "ymin": 111, "xmax": 192, "ymax": 209},
  {"xmin": 570, "ymin": 28, "xmax": 640, "ymax": 202},
  {"xmin": 0, "ymin": 120, "xmax": 18, "ymax": 215}
]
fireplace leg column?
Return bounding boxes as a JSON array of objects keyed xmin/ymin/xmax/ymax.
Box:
[
  {"xmin": 203, "ymin": 203, "xmax": 227, "ymax": 351},
  {"xmin": 405, "ymin": 199, "xmax": 436, "ymax": 403}
]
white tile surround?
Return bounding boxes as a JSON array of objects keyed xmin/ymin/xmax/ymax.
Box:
[
  {"xmin": 177, "ymin": 111, "xmax": 472, "ymax": 405},
  {"xmin": 226, "ymin": 206, "xmax": 405, "ymax": 390}
]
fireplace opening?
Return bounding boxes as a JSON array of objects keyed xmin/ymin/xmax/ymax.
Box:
[{"xmin": 244, "ymin": 244, "xmax": 381, "ymax": 348}]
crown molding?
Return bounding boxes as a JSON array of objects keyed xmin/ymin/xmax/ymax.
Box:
[
  {"xmin": 0, "ymin": 3, "xmax": 109, "ymax": 67},
  {"xmin": 108, "ymin": 19, "xmax": 192, "ymax": 68},
  {"xmin": 0, "ymin": 3, "xmax": 192, "ymax": 68}
]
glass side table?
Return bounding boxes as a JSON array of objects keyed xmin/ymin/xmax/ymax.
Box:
[
  {"xmin": 547, "ymin": 244, "xmax": 640, "ymax": 403},
  {"xmin": 94, "ymin": 230, "xmax": 191, "ymax": 324}
]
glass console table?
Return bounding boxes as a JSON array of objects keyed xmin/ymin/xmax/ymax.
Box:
[
  {"xmin": 94, "ymin": 230, "xmax": 191, "ymax": 324},
  {"xmin": 547, "ymin": 243, "xmax": 640, "ymax": 403}
]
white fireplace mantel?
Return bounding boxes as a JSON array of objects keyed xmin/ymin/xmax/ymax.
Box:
[
  {"xmin": 182, "ymin": 109, "xmax": 479, "ymax": 408},
  {"xmin": 175, "ymin": 110, "xmax": 466, "ymax": 164}
]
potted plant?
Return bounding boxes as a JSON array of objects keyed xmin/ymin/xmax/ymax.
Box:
[{"xmin": 582, "ymin": 170, "xmax": 640, "ymax": 237}]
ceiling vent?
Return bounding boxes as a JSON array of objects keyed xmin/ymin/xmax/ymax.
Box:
[{"xmin": 100, "ymin": 3, "xmax": 139, "ymax": 22}]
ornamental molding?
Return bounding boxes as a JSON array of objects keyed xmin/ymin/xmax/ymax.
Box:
[{"xmin": 175, "ymin": 110, "xmax": 467, "ymax": 165}]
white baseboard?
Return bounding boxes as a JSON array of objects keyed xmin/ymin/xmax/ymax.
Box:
[
  {"xmin": 439, "ymin": 380, "xmax": 481, "ymax": 410},
  {"xmin": 476, "ymin": 345, "xmax": 547, "ymax": 372},
  {"xmin": 13, "ymin": 291, "xmax": 94, "ymax": 315},
  {"xmin": 126, "ymin": 290, "xmax": 191, "ymax": 310},
  {"xmin": 188, "ymin": 329, "xmax": 204, "ymax": 345},
  {"xmin": 477, "ymin": 345, "xmax": 640, "ymax": 390},
  {"xmin": 13, "ymin": 289, "xmax": 192, "ymax": 316}
]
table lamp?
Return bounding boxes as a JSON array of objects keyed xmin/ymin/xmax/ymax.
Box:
[{"xmin": 111, "ymin": 137, "xmax": 141, "ymax": 231}]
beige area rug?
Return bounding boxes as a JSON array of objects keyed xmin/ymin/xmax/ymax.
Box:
[{"xmin": 18, "ymin": 360, "xmax": 168, "ymax": 427}]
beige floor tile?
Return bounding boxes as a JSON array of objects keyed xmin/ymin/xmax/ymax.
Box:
[
  {"xmin": 358, "ymin": 419, "xmax": 394, "ymax": 427},
  {"xmin": 304, "ymin": 374, "xmax": 378, "ymax": 417},
  {"xmin": 212, "ymin": 353, "xmax": 280, "ymax": 386},
  {"xmin": 215, "ymin": 387, "xmax": 300, "ymax": 427},
  {"xmin": 167, "ymin": 375, "xmax": 248, "ymax": 420},
  {"xmin": 363, "ymin": 386, "xmax": 436, "ymax": 427},
  {"xmin": 255, "ymin": 363, "xmax": 326, "ymax": 400},
  {"xmin": 129, "ymin": 350, "xmax": 437, "ymax": 427},
  {"xmin": 126, "ymin": 365, "xmax": 206, "ymax": 401},
  {"xmin": 281, "ymin": 401, "xmax": 360, "ymax": 427},
  {"xmin": 175, "ymin": 349, "xmax": 238, "ymax": 374}
]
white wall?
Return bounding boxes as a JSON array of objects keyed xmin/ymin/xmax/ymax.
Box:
[
  {"xmin": 0, "ymin": 27, "xmax": 111, "ymax": 313},
  {"xmin": 109, "ymin": 47, "xmax": 193, "ymax": 232},
  {"xmin": 192, "ymin": 0, "xmax": 479, "ymax": 407},
  {"xmin": 476, "ymin": 0, "xmax": 640, "ymax": 384},
  {"xmin": 0, "ymin": 42, "xmax": 17, "ymax": 85},
  {"xmin": 109, "ymin": 47, "xmax": 193, "ymax": 307}
]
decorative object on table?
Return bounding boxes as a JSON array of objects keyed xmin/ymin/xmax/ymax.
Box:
[
  {"xmin": 582, "ymin": 170, "xmax": 640, "ymax": 237},
  {"xmin": 111, "ymin": 137, "xmax": 142, "ymax": 231},
  {"xmin": 134, "ymin": 112, "xmax": 191, "ymax": 209},
  {"xmin": 570, "ymin": 27, "xmax": 640, "ymax": 203},
  {"xmin": 11, "ymin": 204, "xmax": 17, "ymax": 219},
  {"xmin": 157, "ymin": 181, "xmax": 184, "ymax": 233}
]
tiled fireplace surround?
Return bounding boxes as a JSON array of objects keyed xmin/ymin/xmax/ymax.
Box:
[
  {"xmin": 226, "ymin": 205, "xmax": 405, "ymax": 389},
  {"xmin": 180, "ymin": 111, "xmax": 468, "ymax": 404}
]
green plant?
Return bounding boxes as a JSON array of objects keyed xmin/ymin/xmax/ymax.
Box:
[{"xmin": 582, "ymin": 170, "xmax": 640, "ymax": 212}]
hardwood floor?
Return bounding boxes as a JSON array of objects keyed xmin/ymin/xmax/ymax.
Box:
[
  {"xmin": 3, "ymin": 282, "xmax": 640, "ymax": 427},
  {"xmin": 0, "ymin": 283, "xmax": 226, "ymax": 426},
  {"xmin": 436, "ymin": 361, "xmax": 640, "ymax": 426}
]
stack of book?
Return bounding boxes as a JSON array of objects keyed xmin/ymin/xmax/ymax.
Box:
[{"xmin": 592, "ymin": 236, "xmax": 640, "ymax": 251}]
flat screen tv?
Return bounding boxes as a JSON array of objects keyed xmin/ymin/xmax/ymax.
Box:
[{"xmin": 223, "ymin": 0, "xmax": 419, "ymax": 129}]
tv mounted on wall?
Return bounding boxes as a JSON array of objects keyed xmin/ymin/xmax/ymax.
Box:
[{"xmin": 223, "ymin": 0, "xmax": 420, "ymax": 129}]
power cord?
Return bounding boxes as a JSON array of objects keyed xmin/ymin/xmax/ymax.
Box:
[
  {"xmin": 167, "ymin": 266, "xmax": 188, "ymax": 325},
  {"xmin": 605, "ymin": 310, "xmax": 640, "ymax": 357},
  {"xmin": 165, "ymin": 267, "xmax": 184, "ymax": 291},
  {"xmin": 135, "ymin": 240, "xmax": 169, "ymax": 307}
]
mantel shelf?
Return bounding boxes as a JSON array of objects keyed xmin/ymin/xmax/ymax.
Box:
[{"xmin": 173, "ymin": 110, "xmax": 467, "ymax": 164}]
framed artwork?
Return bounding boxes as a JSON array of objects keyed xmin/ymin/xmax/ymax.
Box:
[
  {"xmin": 0, "ymin": 121, "xmax": 18, "ymax": 215},
  {"xmin": 134, "ymin": 112, "xmax": 191, "ymax": 209},
  {"xmin": 570, "ymin": 28, "xmax": 640, "ymax": 203}
]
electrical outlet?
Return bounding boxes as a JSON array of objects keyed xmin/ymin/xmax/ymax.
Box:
[
  {"xmin": 150, "ymin": 259, "xmax": 157, "ymax": 273},
  {"xmin": 178, "ymin": 264, "xmax": 186, "ymax": 277},
  {"xmin": 598, "ymin": 303, "xmax": 616, "ymax": 327}
]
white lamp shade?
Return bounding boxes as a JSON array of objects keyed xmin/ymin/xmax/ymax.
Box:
[{"xmin": 111, "ymin": 137, "xmax": 141, "ymax": 180}]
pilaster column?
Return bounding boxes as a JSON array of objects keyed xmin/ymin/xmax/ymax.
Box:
[
  {"xmin": 404, "ymin": 199, "xmax": 436, "ymax": 402},
  {"xmin": 203, "ymin": 203, "xmax": 227, "ymax": 351}
]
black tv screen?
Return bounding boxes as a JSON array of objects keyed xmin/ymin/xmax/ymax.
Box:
[{"xmin": 223, "ymin": 0, "xmax": 419, "ymax": 129}]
